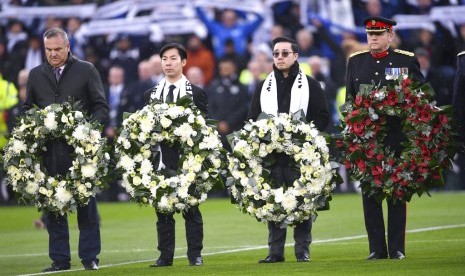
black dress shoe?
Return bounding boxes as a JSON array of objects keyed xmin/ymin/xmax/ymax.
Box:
[
  {"xmin": 42, "ymin": 262, "xmax": 71, "ymax": 272},
  {"xmin": 258, "ymin": 255, "xmax": 285, "ymax": 263},
  {"xmin": 366, "ymin": 252, "xmax": 388, "ymax": 260},
  {"xmin": 391, "ymin": 251, "xmax": 406, "ymax": 260},
  {"xmin": 82, "ymin": 260, "xmax": 99, "ymax": 270},
  {"xmin": 189, "ymin": 256, "xmax": 204, "ymax": 266},
  {"xmin": 149, "ymin": 258, "xmax": 173, "ymax": 267},
  {"xmin": 296, "ymin": 254, "xmax": 310, "ymax": 262}
]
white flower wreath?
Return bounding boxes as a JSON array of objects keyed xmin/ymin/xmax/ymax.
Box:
[
  {"xmin": 2, "ymin": 102, "xmax": 110, "ymax": 215},
  {"xmin": 115, "ymin": 96, "xmax": 225, "ymax": 213},
  {"xmin": 226, "ymin": 112, "xmax": 339, "ymax": 227}
]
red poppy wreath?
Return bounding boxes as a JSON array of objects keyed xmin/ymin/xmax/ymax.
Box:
[{"xmin": 337, "ymin": 78, "xmax": 456, "ymax": 203}]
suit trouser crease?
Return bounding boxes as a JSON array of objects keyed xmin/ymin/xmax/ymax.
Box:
[
  {"xmin": 156, "ymin": 206, "xmax": 203, "ymax": 260},
  {"xmin": 362, "ymin": 193, "xmax": 406, "ymax": 256},
  {"xmin": 267, "ymin": 157, "xmax": 312, "ymax": 258},
  {"xmin": 47, "ymin": 197, "xmax": 101, "ymax": 263}
]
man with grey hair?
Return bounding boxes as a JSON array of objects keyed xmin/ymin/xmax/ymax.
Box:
[{"xmin": 23, "ymin": 27, "xmax": 108, "ymax": 272}]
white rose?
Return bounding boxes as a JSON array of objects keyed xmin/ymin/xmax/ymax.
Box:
[{"xmin": 160, "ymin": 117, "xmax": 172, "ymax": 128}]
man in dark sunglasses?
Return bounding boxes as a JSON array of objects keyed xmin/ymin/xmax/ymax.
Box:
[{"xmin": 248, "ymin": 36, "xmax": 329, "ymax": 263}]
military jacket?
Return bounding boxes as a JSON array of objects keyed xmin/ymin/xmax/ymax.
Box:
[{"xmin": 346, "ymin": 48, "xmax": 425, "ymax": 100}]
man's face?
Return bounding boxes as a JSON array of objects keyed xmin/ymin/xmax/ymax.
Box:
[
  {"xmin": 161, "ymin": 48, "xmax": 186, "ymax": 80},
  {"xmin": 367, "ymin": 31, "xmax": 393, "ymax": 53},
  {"xmin": 273, "ymin": 42, "xmax": 298, "ymax": 73},
  {"xmin": 44, "ymin": 35, "xmax": 69, "ymax": 68}
]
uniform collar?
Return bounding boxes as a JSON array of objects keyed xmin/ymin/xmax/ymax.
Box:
[{"xmin": 370, "ymin": 48, "xmax": 390, "ymax": 59}]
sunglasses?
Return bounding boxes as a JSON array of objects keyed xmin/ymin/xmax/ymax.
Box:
[{"xmin": 272, "ymin": 51, "xmax": 295, "ymax": 58}]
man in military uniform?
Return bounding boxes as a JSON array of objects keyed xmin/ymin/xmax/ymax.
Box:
[
  {"xmin": 453, "ymin": 51, "xmax": 465, "ymax": 190},
  {"xmin": 453, "ymin": 51, "xmax": 465, "ymax": 153},
  {"xmin": 346, "ymin": 16, "xmax": 425, "ymax": 260}
]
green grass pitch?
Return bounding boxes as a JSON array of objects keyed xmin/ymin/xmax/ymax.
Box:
[{"xmin": 1, "ymin": 192, "xmax": 464, "ymax": 275}]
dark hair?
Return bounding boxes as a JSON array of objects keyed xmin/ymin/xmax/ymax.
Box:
[
  {"xmin": 43, "ymin": 27, "xmax": 69, "ymax": 43},
  {"xmin": 271, "ymin": 36, "xmax": 299, "ymax": 53},
  {"xmin": 159, "ymin": 43, "xmax": 187, "ymax": 61}
]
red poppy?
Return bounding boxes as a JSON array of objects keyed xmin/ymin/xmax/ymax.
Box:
[
  {"xmin": 419, "ymin": 109, "xmax": 431, "ymax": 123},
  {"xmin": 353, "ymin": 122, "xmax": 365, "ymax": 136}
]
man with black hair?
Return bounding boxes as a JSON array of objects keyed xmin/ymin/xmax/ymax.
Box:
[
  {"xmin": 144, "ymin": 43, "xmax": 208, "ymax": 267},
  {"xmin": 248, "ymin": 36, "xmax": 329, "ymax": 263}
]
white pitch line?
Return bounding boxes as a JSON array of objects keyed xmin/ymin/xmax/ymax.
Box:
[{"xmin": 15, "ymin": 223, "xmax": 465, "ymax": 276}]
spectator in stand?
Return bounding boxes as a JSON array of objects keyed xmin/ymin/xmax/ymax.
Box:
[
  {"xmin": 195, "ymin": 5, "xmax": 264, "ymax": 59},
  {"xmin": 148, "ymin": 54, "xmax": 164, "ymax": 85},
  {"xmin": 66, "ymin": 17, "xmax": 86, "ymax": 59},
  {"xmin": 308, "ymin": 56, "xmax": 338, "ymax": 134},
  {"xmin": 24, "ymin": 35, "xmax": 43, "ymax": 71},
  {"xmin": 104, "ymin": 65, "xmax": 126, "ymax": 142},
  {"xmin": 240, "ymin": 60, "xmax": 265, "ymax": 101},
  {"xmin": 184, "ymin": 34, "xmax": 215, "ymax": 86},
  {"xmin": 3, "ymin": 20, "xmax": 28, "ymax": 84},
  {"xmin": 84, "ymin": 46, "xmax": 108, "ymax": 86},
  {"xmin": 126, "ymin": 60, "xmax": 154, "ymax": 113},
  {"xmin": 186, "ymin": 66, "xmax": 206, "ymax": 88},
  {"xmin": 415, "ymin": 47, "xmax": 452, "ymax": 106},
  {"xmin": 270, "ymin": 24, "xmax": 287, "ymax": 41},
  {"xmin": 271, "ymin": 1, "xmax": 303, "ymax": 38},
  {"xmin": 109, "ymin": 34, "xmax": 140, "ymax": 84},
  {"xmin": 103, "ymin": 65, "xmax": 128, "ymax": 201},
  {"xmin": 207, "ymin": 57, "xmax": 249, "ymax": 152},
  {"xmin": 222, "ymin": 38, "xmax": 248, "ymax": 73},
  {"xmin": 239, "ymin": 46, "xmax": 273, "ymax": 100},
  {"xmin": 352, "ymin": 0, "xmax": 383, "ymax": 26},
  {"xmin": 295, "ymin": 29, "xmax": 322, "ymax": 59}
]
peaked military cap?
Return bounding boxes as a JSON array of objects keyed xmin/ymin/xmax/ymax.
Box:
[{"xmin": 363, "ymin": 16, "xmax": 397, "ymax": 33}]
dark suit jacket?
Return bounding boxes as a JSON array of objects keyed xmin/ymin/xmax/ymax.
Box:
[
  {"xmin": 346, "ymin": 48, "xmax": 425, "ymax": 153},
  {"xmin": 22, "ymin": 53, "xmax": 109, "ymax": 175},
  {"xmin": 143, "ymin": 83, "xmax": 208, "ymax": 169}
]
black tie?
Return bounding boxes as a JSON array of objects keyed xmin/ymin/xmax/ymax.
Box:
[
  {"xmin": 54, "ymin": 67, "xmax": 61, "ymax": 82},
  {"xmin": 166, "ymin": 84, "xmax": 175, "ymax": 103}
]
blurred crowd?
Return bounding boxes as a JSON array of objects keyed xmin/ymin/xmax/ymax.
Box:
[{"xmin": 1, "ymin": 0, "xmax": 465, "ymax": 204}]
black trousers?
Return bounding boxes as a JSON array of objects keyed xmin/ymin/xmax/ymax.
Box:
[
  {"xmin": 156, "ymin": 206, "xmax": 204, "ymax": 260},
  {"xmin": 44, "ymin": 140, "xmax": 100, "ymax": 264},
  {"xmin": 267, "ymin": 155, "xmax": 312, "ymax": 259},
  {"xmin": 362, "ymin": 193, "xmax": 407, "ymax": 257},
  {"xmin": 46, "ymin": 197, "xmax": 101, "ymax": 264}
]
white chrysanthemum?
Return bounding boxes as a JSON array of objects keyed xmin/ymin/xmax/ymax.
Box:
[
  {"xmin": 55, "ymin": 186, "xmax": 72, "ymax": 203},
  {"xmin": 281, "ymin": 193, "xmax": 298, "ymax": 212},
  {"xmin": 118, "ymin": 155, "xmax": 135, "ymax": 171},
  {"xmin": 73, "ymin": 125, "xmax": 88, "ymax": 141},
  {"xmin": 44, "ymin": 112, "xmax": 58, "ymax": 130},
  {"xmin": 199, "ymin": 134, "xmax": 221, "ymax": 149},
  {"xmin": 140, "ymin": 159, "xmax": 153, "ymax": 175},
  {"xmin": 173, "ymin": 123, "xmax": 194, "ymax": 140},
  {"xmin": 140, "ymin": 116, "xmax": 155, "ymax": 133},
  {"xmin": 166, "ymin": 106, "xmax": 184, "ymax": 118},
  {"xmin": 81, "ymin": 163, "xmax": 97, "ymax": 178},
  {"xmin": 89, "ymin": 129, "xmax": 101, "ymax": 144},
  {"xmin": 10, "ymin": 140, "xmax": 27, "ymax": 155},
  {"xmin": 314, "ymin": 136, "xmax": 327, "ymax": 150}
]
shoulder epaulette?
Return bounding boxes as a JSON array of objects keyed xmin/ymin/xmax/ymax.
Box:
[
  {"xmin": 349, "ymin": 50, "xmax": 369, "ymax": 58},
  {"xmin": 457, "ymin": 51, "xmax": 465, "ymax": 57},
  {"xmin": 394, "ymin": 49, "xmax": 414, "ymax": 57}
]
